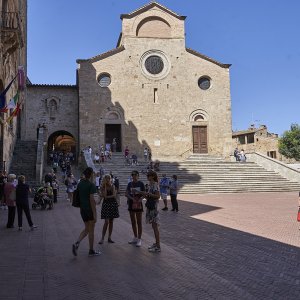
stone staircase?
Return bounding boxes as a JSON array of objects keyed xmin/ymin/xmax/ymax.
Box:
[
  {"xmin": 9, "ymin": 140, "xmax": 38, "ymax": 186},
  {"xmin": 89, "ymin": 153, "xmax": 300, "ymax": 194}
]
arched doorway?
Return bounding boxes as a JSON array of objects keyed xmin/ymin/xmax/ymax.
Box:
[{"xmin": 47, "ymin": 131, "xmax": 76, "ymax": 161}]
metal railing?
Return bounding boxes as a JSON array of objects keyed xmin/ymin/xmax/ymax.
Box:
[{"xmin": 179, "ymin": 147, "xmax": 192, "ymax": 158}]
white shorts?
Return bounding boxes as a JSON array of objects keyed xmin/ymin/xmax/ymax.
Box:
[{"xmin": 161, "ymin": 193, "xmax": 167, "ymax": 200}]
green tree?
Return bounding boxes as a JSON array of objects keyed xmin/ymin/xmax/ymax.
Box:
[{"xmin": 278, "ymin": 123, "xmax": 300, "ymax": 161}]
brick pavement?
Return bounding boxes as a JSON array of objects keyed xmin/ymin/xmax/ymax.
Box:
[{"xmin": 0, "ymin": 191, "xmax": 299, "ymax": 299}]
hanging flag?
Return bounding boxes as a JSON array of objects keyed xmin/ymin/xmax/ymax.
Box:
[
  {"xmin": 6, "ymin": 92, "xmax": 19, "ymax": 110},
  {"xmin": 0, "ymin": 75, "xmax": 17, "ymax": 109},
  {"xmin": 18, "ymin": 66, "xmax": 25, "ymax": 91},
  {"xmin": 6, "ymin": 103, "xmax": 21, "ymax": 123},
  {"xmin": 0, "ymin": 107, "xmax": 8, "ymax": 113}
]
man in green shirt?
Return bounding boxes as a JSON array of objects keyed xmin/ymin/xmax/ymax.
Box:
[{"xmin": 72, "ymin": 167, "xmax": 100, "ymax": 257}]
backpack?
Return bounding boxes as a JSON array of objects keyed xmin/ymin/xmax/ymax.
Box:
[{"xmin": 72, "ymin": 188, "xmax": 80, "ymax": 208}]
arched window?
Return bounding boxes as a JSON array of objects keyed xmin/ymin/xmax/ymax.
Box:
[
  {"xmin": 136, "ymin": 17, "xmax": 171, "ymax": 38},
  {"xmin": 194, "ymin": 115, "xmax": 204, "ymax": 121},
  {"xmin": 97, "ymin": 73, "xmax": 111, "ymax": 87}
]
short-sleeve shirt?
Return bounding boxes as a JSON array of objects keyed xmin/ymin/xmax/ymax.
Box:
[
  {"xmin": 159, "ymin": 177, "xmax": 169, "ymax": 194},
  {"xmin": 78, "ymin": 179, "xmax": 97, "ymax": 210},
  {"xmin": 126, "ymin": 181, "xmax": 145, "ymax": 211},
  {"xmin": 169, "ymin": 180, "xmax": 178, "ymax": 195}
]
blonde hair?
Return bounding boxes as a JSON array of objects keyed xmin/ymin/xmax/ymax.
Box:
[
  {"xmin": 7, "ymin": 174, "xmax": 16, "ymax": 182},
  {"xmin": 100, "ymin": 174, "xmax": 111, "ymax": 189}
]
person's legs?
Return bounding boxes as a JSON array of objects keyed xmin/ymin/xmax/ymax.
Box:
[
  {"xmin": 68, "ymin": 192, "xmax": 73, "ymax": 203},
  {"xmin": 174, "ymin": 194, "xmax": 179, "ymax": 211},
  {"xmin": 17, "ymin": 204, "xmax": 23, "ymax": 228},
  {"xmin": 11, "ymin": 206, "xmax": 16, "ymax": 226},
  {"xmin": 151, "ymin": 222, "xmax": 160, "ymax": 250},
  {"xmin": 108, "ymin": 219, "xmax": 114, "ymax": 242},
  {"xmin": 129, "ymin": 211, "xmax": 137, "ymax": 238},
  {"xmin": 7, "ymin": 206, "xmax": 15, "ymax": 228},
  {"xmin": 23, "ymin": 204, "xmax": 34, "ymax": 227},
  {"xmin": 170, "ymin": 194, "xmax": 176, "ymax": 211},
  {"xmin": 76, "ymin": 222, "xmax": 89, "ymax": 243},
  {"xmin": 100, "ymin": 219, "xmax": 109, "ymax": 242},
  {"xmin": 87, "ymin": 221, "xmax": 95, "ymax": 251},
  {"xmin": 136, "ymin": 212, "xmax": 142, "ymax": 239},
  {"xmin": 135, "ymin": 212, "xmax": 143, "ymax": 247},
  {"xmin": 162, "ymin": 194, "xmax": 168, "ymax": 210}
]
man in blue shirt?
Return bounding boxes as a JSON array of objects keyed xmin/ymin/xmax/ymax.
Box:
[{"xmin": 159, "ymin": 174, "xmax": 170, "ymax": 211}]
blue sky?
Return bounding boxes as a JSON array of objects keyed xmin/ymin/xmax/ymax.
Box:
[{"xmin": 27, "ymin": 0, "xmax": 300, "ymax": 136}]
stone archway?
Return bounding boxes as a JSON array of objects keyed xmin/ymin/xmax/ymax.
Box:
[{"xmin": 47, "ymin": 130, "xmax": 76, "ymax": 161}]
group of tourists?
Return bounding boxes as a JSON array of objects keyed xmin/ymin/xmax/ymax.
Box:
[
  {"xmin": 0, "ymin": 170, "xmax": 37, "ymax": 231},
  {"xmin": 72, "ymin": 167, "xmax": 179, "ymax": 257}
]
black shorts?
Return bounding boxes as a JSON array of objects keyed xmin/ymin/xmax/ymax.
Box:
[{"xmin": 80, "ymin": 209, "xmax": 94, "ymax": 222}]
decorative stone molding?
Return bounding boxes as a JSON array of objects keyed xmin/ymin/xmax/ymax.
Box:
[
  {"xmin": 189, "ymin": 109, "xmax": 209, "ymax": 122},
  {"xmin": 44, "ymin": 96, "xmax": 60, "ymax": 119}
]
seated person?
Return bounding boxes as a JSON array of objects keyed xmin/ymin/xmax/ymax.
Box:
[{"xmin": 131, "ymin": 154, "xmax": 138, "ymax": 165}]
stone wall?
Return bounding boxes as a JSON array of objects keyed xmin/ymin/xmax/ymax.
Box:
[
  {"xmin": 25, "ymin": 85, "xmax": 78, "ymax": 143},
  {"xmin": 77, "ymin": 6, "xmax": 232, "ymax": 159}
]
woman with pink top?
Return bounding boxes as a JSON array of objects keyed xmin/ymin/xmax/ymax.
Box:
[{"xmin": 3, "ymin": 174, "xmax": 17, "ymax": 228}]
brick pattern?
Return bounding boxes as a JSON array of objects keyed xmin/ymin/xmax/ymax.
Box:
[{"xmin": 0, "ymin": 190, "xmax": 300, "ymax": 299}]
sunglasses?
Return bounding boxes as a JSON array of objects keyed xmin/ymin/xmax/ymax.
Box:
[{"xmin": 131, "ymin": 173, "xmax": 138, "ymax": 176}]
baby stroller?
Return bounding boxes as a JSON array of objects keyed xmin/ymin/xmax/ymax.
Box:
[{"xmin": 32, "ymin": 187, "xmax": 54, "ymax": 210}]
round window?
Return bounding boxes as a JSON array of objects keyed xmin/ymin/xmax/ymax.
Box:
[
  {"xmin": 198, "ymin": 77, "xmax": 211, "ymax": 90},
  {"xmin": 145, "ymin": 55, "xmax": 164, "ymax": 75},
  {"xmin": 97, "ymin": 74, "xmax": 111, "ymax": 87}
]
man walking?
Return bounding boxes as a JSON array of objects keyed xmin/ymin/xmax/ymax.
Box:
[{"xmin": 72, "ymin": 167, "xmax": 100, "ymax": 257}]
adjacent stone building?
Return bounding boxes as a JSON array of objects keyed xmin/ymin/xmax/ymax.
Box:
[
  {"xmin": 232, "ymin": 125, "xmax": 281, "ymax": 159},
  {"xmin": 0, "ymin": 0, "xmax": 27, "ymax": 171},
  {"xmin": 25, "ymin": 2, "xmax": 233, "ymax": 160}
]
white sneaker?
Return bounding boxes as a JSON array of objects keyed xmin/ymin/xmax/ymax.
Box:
[
  {"xmin": 128, "ymin": 237, "xmax": 138, "ymax": 244},
  {"xmin": 136, "ymin": 239, "xmax": 142, "ymax": 247}
]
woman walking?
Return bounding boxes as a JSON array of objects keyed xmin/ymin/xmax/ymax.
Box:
[
  {"xmin": 72, "ymin": 167, "xmax": 100, "ymax": 257},
  {"xmin": 125, "ymin": 170, "xmax": 145, "ymax": 247},
  {"xmin": 4, "ymin": 174, "xmax": 17, "ymax": 228},
  {"xmin": 143, "ymin": 170, "xmax": 161, "ymax": 253},
  {"xmin": 16, "ymin": 175, "xmax": 37, "ymax": 231},
  {"xmin": 98, "ymin": 174, "xmax": 119, "ymax": 244}
]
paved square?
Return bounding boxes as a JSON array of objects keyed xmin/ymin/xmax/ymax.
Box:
[{"xmin": 0, "ymin": 191, "xmax": 299, "ymax": 299}]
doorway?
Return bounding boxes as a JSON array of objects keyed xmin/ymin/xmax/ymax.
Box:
[
  {"xmin": 192, "ymin": 126, "xmax": 208, "ymax": 153},
  {"xmin": 105, "ymin": 124, "xmax": 122, "ymax": 152},
  {"xmin": 47, "ymin": 131, "xmax": 76, "ymax": 161}
]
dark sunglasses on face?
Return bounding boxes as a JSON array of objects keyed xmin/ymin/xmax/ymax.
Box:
[{"xmin": 131, "ymin": 173, "xmax": 138, "ymax": 176}]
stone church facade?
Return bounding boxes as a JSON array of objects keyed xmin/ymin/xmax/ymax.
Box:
[{"xmin": 25, "ymin": 2, "xmax": 233, "ymax": 160}]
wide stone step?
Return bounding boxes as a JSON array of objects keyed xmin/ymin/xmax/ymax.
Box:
[{"xmin": 83, "ymin": 153, "xmax": 300, "ymax": 194}]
